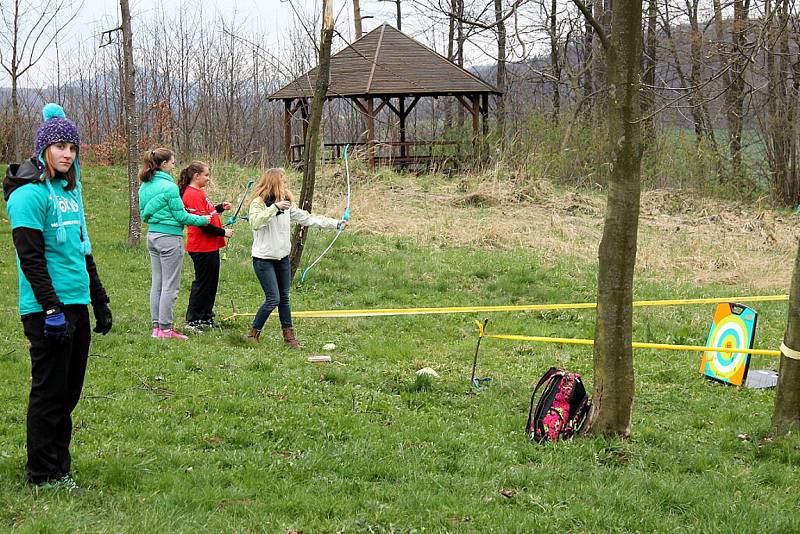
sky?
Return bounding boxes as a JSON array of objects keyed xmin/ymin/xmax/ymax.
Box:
[{"xmin": 3, "ymin": 0, "xmax": 471, "ymax": 88}]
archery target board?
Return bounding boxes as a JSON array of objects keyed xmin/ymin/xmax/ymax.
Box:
[{"xmin": 699, "ymin": 303, "xmax": 757, "ymax": 386}]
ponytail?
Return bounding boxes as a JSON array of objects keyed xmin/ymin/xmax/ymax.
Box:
[
  {"xmin": 178, "ymin": 161, "xmax": 208, "ymax": 196},
  {"xmin": 138, "ymin": 147, "xmax": 174, "ymax": 182}
]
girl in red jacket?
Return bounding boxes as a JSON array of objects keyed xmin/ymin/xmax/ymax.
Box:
[{"xmin": 179, "ymin": 161, "xmax": 233, "ymax": 331}]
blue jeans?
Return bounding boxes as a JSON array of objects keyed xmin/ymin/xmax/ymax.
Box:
[{"xmin": 252, "ymin": 256, "xmax": 293, "ymax": 330}]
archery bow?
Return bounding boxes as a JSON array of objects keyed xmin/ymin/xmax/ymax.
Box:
[
  {"xmin": 220, "ymin": 179, "xmax": 254, "ymax": 262},
  {"xmin": 298, "ymin": 144, "xmax": 352, "ymax": 283},
  {"xmin": 226, "ymin": 179, "xmax": 255, "ymax": 226}
]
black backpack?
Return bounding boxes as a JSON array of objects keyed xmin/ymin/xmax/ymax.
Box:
[{"xmin": 526, "ymin": 367, "xmax": 591, "ymax": 442}]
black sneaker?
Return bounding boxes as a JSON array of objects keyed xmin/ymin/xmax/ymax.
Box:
[
  {"xmin": 186, "ymin": 321, "xmax": 207, "ymax": 333},
  {"xmin": 202, "ymin": 319, "xmax": 221, "ymax": 330}
]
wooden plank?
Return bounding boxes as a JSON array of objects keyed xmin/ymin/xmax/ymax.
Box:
[
  {"xmin": 366, "ymin": 25, "xmax": 386, "ymax": 94},
  {"xmin": 403, "ymin": 96, "xmax": 421, "ymax": 117},
  {"xmin": 283, "ymin": 99, "xmax": 293, "ymax": 164}
]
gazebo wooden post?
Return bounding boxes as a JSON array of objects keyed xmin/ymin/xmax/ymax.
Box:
[
  {"xmin": 481, "ymin": 93, "xmax": 489, "ymax": 137},
  {"xmin": 481, "ymin": 93, "xmax": 489, "ymax": 163},
  {"xmin": 367, "ymin": 97, "xmax": 376, "ymax": 169},
  {"xmin": 470, "ymin": 94, "xmax": 480, "ymax": 146},
  {"xmin": 399, "ymin": 95, "xmax": 407, "ymax": 164},
  {"xmin": 299, "ymin": 98, "xmax": 310, "ymax": 161},
  {"xmin": 283, "ymin": 98, "xmax": 293, "ymax": 164}
]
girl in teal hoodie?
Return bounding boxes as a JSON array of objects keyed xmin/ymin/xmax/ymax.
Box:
[{"xmin": 138, "ymin": 148, "xmax": 211, "ymax": 339}]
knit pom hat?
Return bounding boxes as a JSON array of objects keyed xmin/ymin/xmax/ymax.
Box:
[
  {"xmin": 35, "ymin": 103, "xmax": 80, "ymax": 160},
  {"xmin": 34, "ymin": 103, "xmax": 91, "ymax": 255}
]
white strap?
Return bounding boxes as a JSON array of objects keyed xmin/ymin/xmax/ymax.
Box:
[{"xmin": 780, "ymin": 342, "xmax": 800, "ymax": 360}]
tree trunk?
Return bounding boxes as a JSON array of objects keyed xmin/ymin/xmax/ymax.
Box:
[
  {"xmin": 641, "ymin": 0, "xmax": 657, "ymax": 140},
  {"xmin": 9, "ymin": 0, "xmax": 21, "ymax": 162},
  {"xmin": 120, "ymin": 0, "xmax": 141, "ymax": 247},
  {"xmin": 727, "ymin": 0, "xmax": 750, "ymax": 178},
  {"xmin": 764, "ymin": 0, "xmax": 797, "ymax": 205},
  {"xmin": 773, "ymin": 238, "xmax": 800, "ymax": 432},
  {"xmin": 494, "ymin": 0, "xmax": 506, "ymax": 141},
  {"xmin": 591, "ymin": 0, "xmax": 608, "ymax": 119},
  {"xmin": 10, "ymin": 71, "xmax": 21, "ymax": 162},
  {"xmin": 582, "ymin": 15, "xmax": 594, "ymax": 117},
  {"xmin": 583, "ymin": 0, "xmax": 644, "ymax": 437},
  {"xmin": 444, "ymin": 0, "xmax": 456, "ymax": 132},
  {"xmin": 550, "ymin": 0, "xmax": 561, "ymax": 124},
  {"xmin": 353, "ymin": 0, "xmax": 363, "ymax": 39},
  {"xmin": 686, "ymin": 0, "xmax": 719, "ymax": 161},
  {"xmin": 290, "ymin": 0, "xmax": 334, "ymax": 277},
  {"xmin": 395, "ymin": 0, "xmax": 402, "ymax": 31},
  {"xmin": 455, "ymin": 0, "xmax": 465, "ymax": 127}
]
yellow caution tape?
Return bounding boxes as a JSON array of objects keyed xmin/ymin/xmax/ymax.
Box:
[
  {"xmin": 482, "ymin": 332, "xmax": 782, "ymax": 357},
  {"xmin": 223, "ymin": 294, "xmax": 788, "ymax": 321}
]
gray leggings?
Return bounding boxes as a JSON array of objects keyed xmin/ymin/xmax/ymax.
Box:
[{"xmin": 147, "ymin": 233, "xmax": 184, "ymax": 329}]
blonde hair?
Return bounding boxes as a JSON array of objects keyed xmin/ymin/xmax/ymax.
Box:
[{"xmin": 249, "ymin": 167, "xmax": 294, "ymax": 205}]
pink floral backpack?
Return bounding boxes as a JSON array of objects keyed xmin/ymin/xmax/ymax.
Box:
[{"xmin": 526, "ymin": 367, "xmax": 591, "ymax": 442}]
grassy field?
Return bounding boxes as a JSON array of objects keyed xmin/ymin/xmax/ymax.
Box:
[{"xmin": 0, "ymin": 162, "xmax": 799, "ymax": 533}]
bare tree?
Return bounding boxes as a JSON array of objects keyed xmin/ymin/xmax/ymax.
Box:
[
  {"xmin": 494, "ymin": 0, "xmax": 507, "ymax": 139},
  {"xmin": 719, "ymin": 0, "xmax": 752, "ymax": 178},
  {"xmin": 290, "ymin": 0, "xmax": 335, "ymax": 276},
  {"xmin": 660, "ymin": 0, "xmax": 719, "ymax": 161},
  {"xmin": 379, "ymin": 0, "xmax": 403, "ymax": 30},
  {"xmin": 353, "ymin": 0, "xmax": 364, "ymax": 38},
  {"xmin": 0, "ymin": 0, "xmax": 80, "ymax": 160},
  {"xmin": 573, "ymin": 0, "xmax": 643, "ymax": 437},
  {"xmin": 641, "ymin": 0, "xmax": 657, "ymax": 139},
  {"xmin": 120, "ymin": 0, "xmax": 140, "ymax": 245},
  {"xmin": 761, "ymin": 0, "xmax": 799, "ymax": 205},
  {"xmin": 547, "ymin": 0, "xmax": 561, "ymax": 123}
]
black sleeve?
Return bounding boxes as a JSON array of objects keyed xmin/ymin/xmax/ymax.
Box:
[
  {"xmin": 11, "ymin": 227, "xmax": 61, "ymax": 311},
  {"xmin": 215, "ymin": 203, "xmax": 225, "ymax": 213},
  {"xmin": 199, "ymin": 224, "xmax": 227, "ymax": 237},
  {"xmin": 84, "ymin": 254, "xmax": 109, "ymax": 304}
]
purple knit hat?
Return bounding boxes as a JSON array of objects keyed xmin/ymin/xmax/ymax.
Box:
[
  {"xmin": 32, "ymin": 103, "xmax": 91, "ymax": 255},
  {"xmin": 34, "ymin": 103, "xmax": 80, "ymax": 160}
]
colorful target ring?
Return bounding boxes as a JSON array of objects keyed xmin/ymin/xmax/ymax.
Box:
[{"xmin": 699, "ymin": 303, "xmax": 757, "ymax": 386}]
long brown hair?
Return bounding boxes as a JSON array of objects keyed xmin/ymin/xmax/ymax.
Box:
[
  {"xmin": 43, "ymin": 145, "xmax": 76, "ymax": 191},
  {"xmin": 178, "ymin": 161, "xmax": 208, "ymax": 196},
  {"xmin": 248, "ymin": 168, "xmax": 294, "ymax": 205},
  {"xmin": 138, "ymin": 147, "xmax": 174, "ymax": 182}
]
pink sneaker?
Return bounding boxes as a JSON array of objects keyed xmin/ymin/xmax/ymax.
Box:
[
  {"xmin": 151, "ymin": 327, "xmax": 161, "ymax": 338},
  {"xmin": 157, "ymin": 328, "xmax": 188, "ymax": 340}
]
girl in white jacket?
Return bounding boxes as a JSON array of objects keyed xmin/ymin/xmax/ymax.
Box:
[{"xmin": 246, "ymin": 168, "xmax": 348, "ymax": 347}]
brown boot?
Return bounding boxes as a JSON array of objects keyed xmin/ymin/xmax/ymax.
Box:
[
  {"xmin": 247, "ymin": 327, "xmax": 261, "ymax": 342},
  {"xmin": 282, "ymin": 327, "xmax": 300, "ymax": 349}
]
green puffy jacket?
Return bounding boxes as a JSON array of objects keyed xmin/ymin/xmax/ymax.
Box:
[{"xmin": 139, "ymin": 171, "xmax": 208, "ymax": 235}]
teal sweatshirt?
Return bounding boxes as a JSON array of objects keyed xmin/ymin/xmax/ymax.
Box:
[
  {"xmin": 138, "ymin": 170, "xmax": 208, "ymax": 235},
  {"xmin": 7, "ymin": 179, "xmax": 90, "ymax": 314}
]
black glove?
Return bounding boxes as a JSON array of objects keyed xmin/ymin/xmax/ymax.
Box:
[
  {"xmin": 44, "ymin": 307, "xmax": 69, "ymax": 343},
  {"xmin": 92, "ymin": 302, "xmax": 113, "ymax": 335}
]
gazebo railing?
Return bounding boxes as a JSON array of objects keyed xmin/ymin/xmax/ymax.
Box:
[{"xmin": 289, "ymin": 140, "xmax": 461, "ymax": 168}]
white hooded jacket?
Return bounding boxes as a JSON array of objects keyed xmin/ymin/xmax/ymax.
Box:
[{"xmin": 248, "ymin": 198, "xmax": 341, "ymax": 260}]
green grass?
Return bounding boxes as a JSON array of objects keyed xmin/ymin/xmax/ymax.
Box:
[{"xmin": 0, "ymin": 164, "xmax": 798, "ymax": 532}]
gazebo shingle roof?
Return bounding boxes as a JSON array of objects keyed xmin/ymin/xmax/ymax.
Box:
[{"xmin": 268, "ymin": 24, "xmax": 499, "ymax": 99}]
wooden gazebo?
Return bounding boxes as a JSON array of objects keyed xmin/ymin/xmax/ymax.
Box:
[{"xmin": 268, "ymin": 24, "xmax": 500, "ymax": 168}]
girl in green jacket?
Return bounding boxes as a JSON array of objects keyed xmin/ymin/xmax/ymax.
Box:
[{"xmin": 138, "ymin": 147, "xmax": 211, "ymax": 339}]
